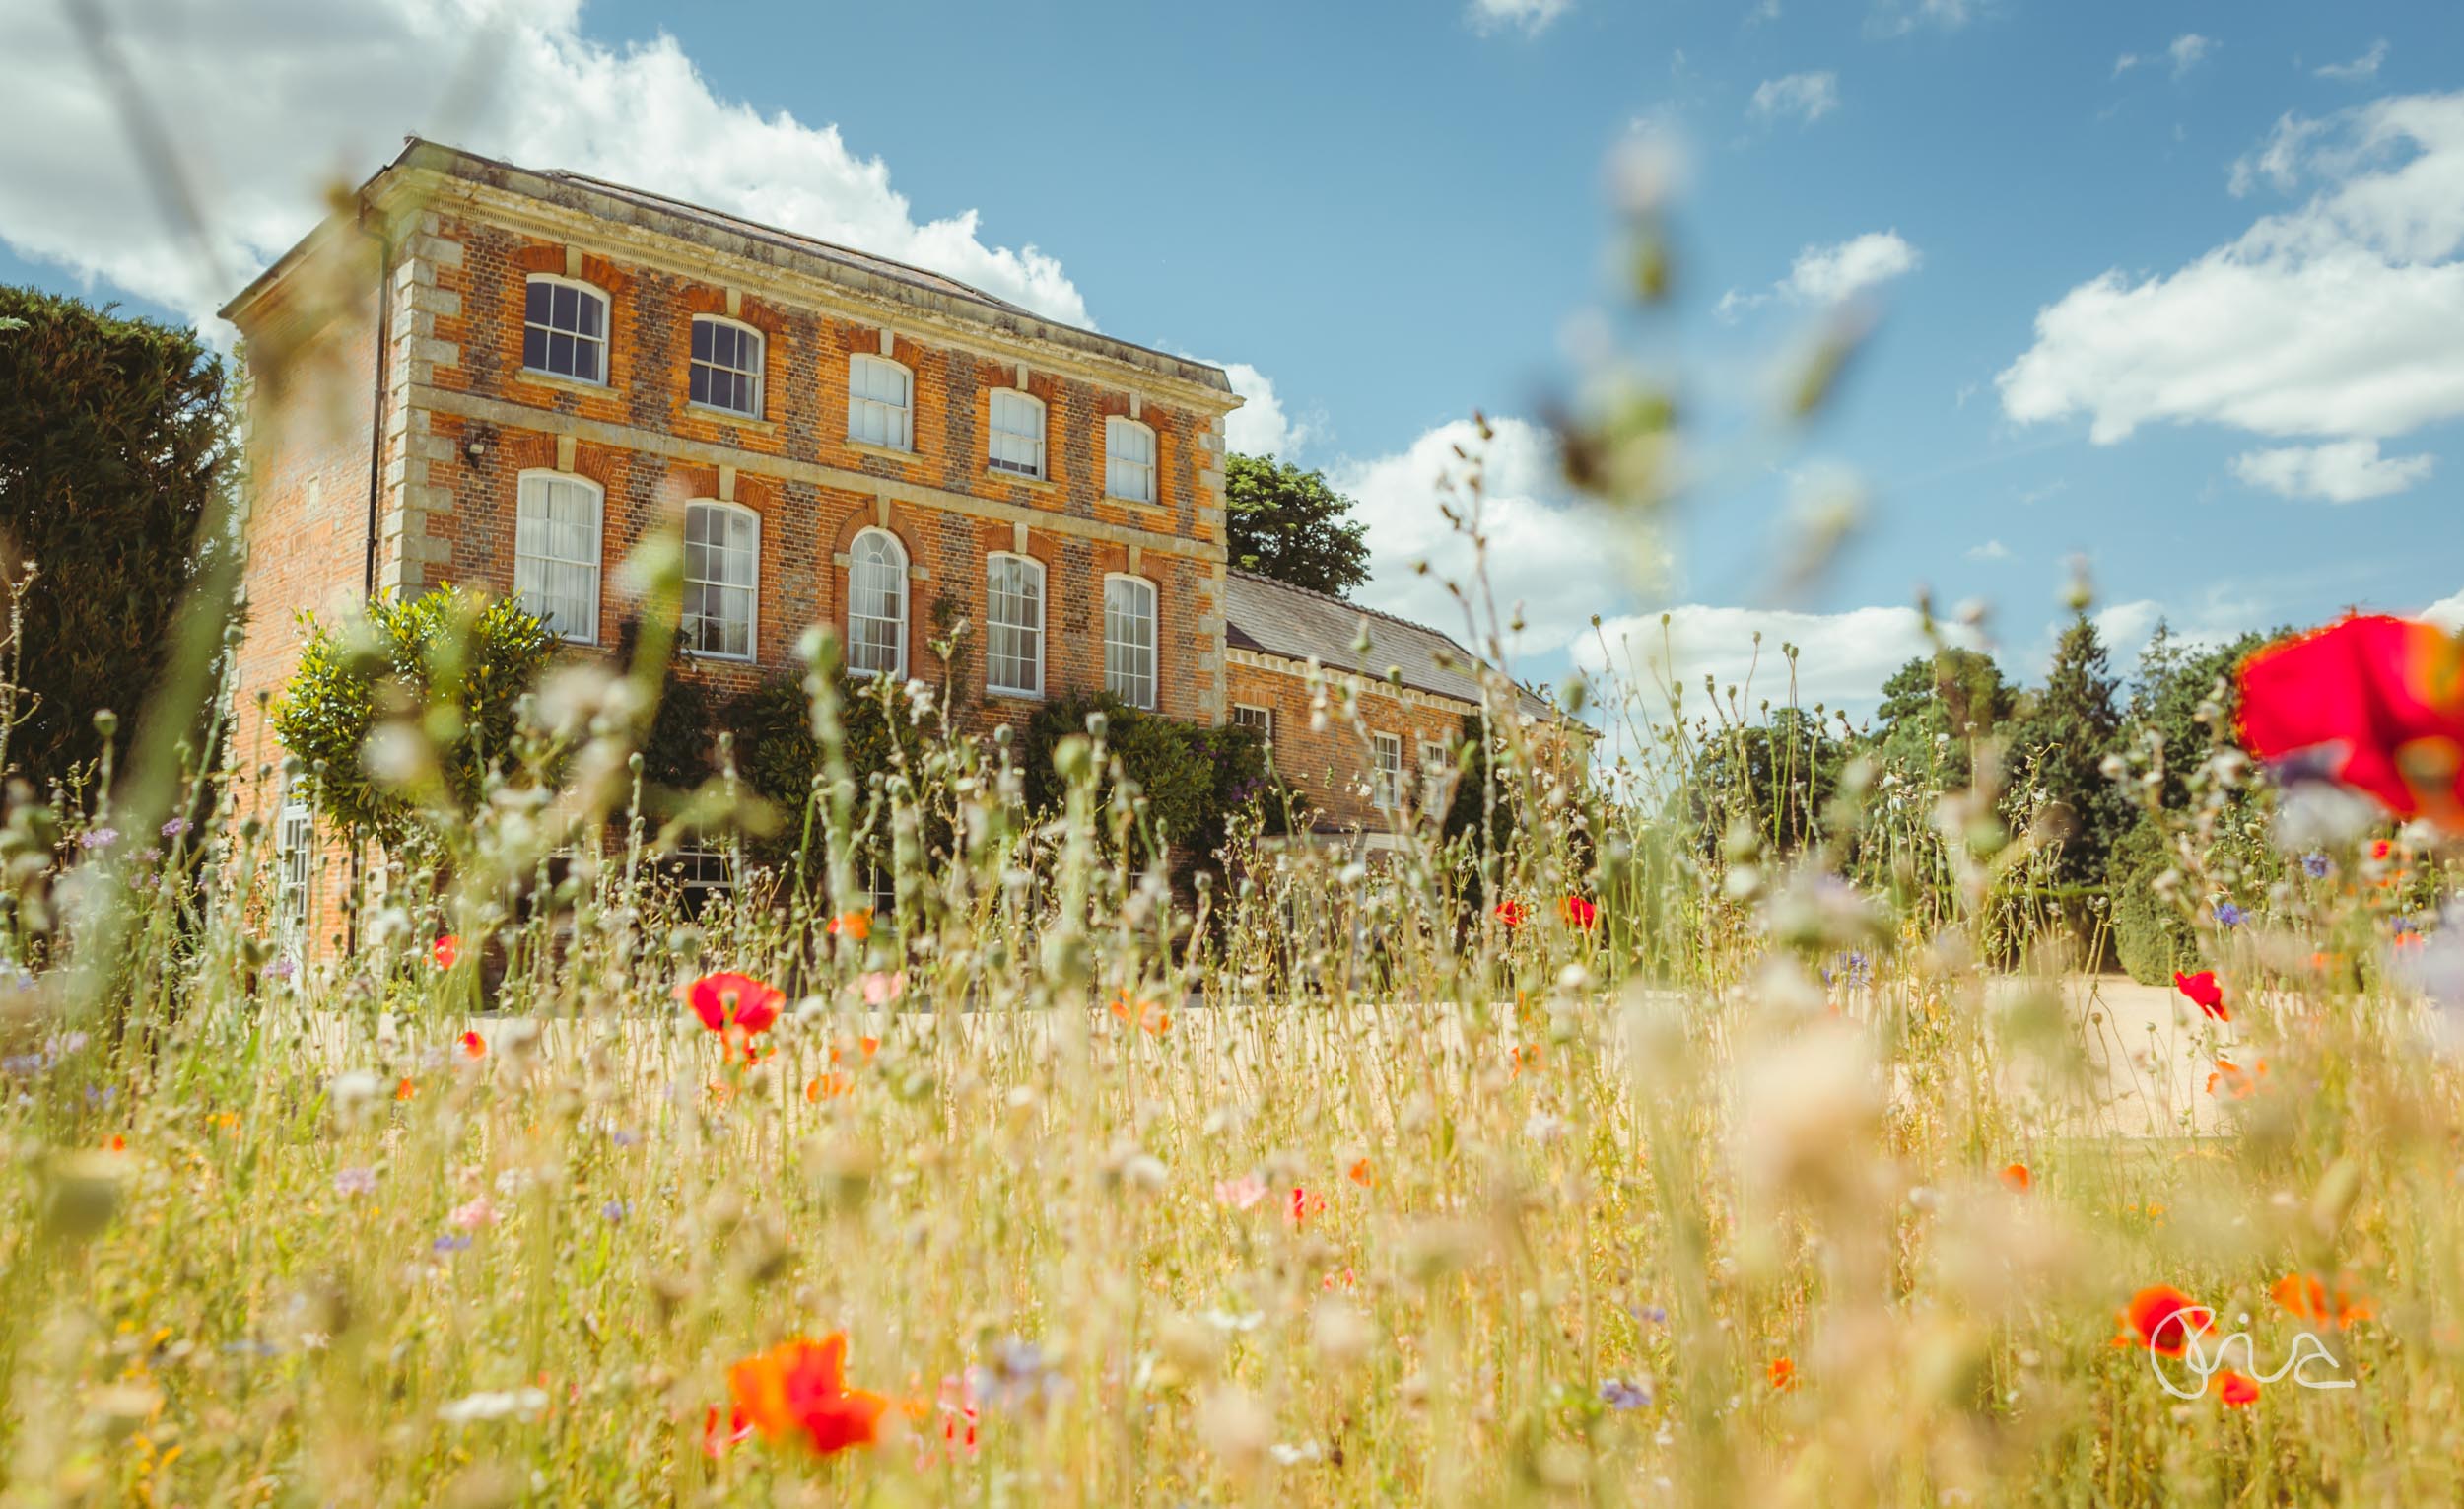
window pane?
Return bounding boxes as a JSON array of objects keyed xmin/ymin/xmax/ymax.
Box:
[{"xmin": 526, "ymin": 280, "xmax": 553, "ymax": 323}]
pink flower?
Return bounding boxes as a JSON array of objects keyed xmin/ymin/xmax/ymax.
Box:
[
  {"xmin": 1213, "ymin": 1173, "xmax": 1268, "ymax": 1210},
  {"xmin": 859, "ymin": 971, "xmax": 907, "ymax": 1008},
  {"xmin": 448, "ymin": 1196, "xmax": 496, "ymax": 1230}
]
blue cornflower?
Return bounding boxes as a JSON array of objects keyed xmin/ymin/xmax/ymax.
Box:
[
  {"xmin": 601, "ymin": 1200, "xmax": 630, "ymax": 1223},
  {"xmin": 432, "ymin": 1233, "xmax": 472, "ymax": 1255},
  {"xmin": 2215, "ymin": 902, "xmax": 2246, "ymax": 928},
  {"xmin": 160, "ymin": 817, "xmax": 191, "ymax": 838},
  {"xmin": 1600, "ymin": 1378, "xmax": 1652, "ymax": 1410},
  {"xmin": 2302, "ymin": 853, "xmax": 2331, "ymax": 879},
  {"xmin": 1627, "ymin": 1304, "xmax": 1668, "ymax": 1327}
]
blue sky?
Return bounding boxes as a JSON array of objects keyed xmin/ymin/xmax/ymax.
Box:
[{"xmin": 6, "ymin": 0, "xmax": 2461, "ymax": 720}]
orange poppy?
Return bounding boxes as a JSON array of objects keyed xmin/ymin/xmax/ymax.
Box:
[
  {"xmin": 2216, "ymin": 1369, "xmax": 2260, "ymax": 1406},
  {"xmin": 1999, "ymin": 1162, "xmax": 2031, "ymax": 1193},
  {"xmin": 2207, "ymin": 1058, "xmax": 2268, "ymax": 1099},
  {"xmin": 2174, "ymin": 970, "xmax": 2228, "ymax": 1022},
  {"xmin": 1510, "ymin": 1043, "xmax": 1540, "ymax": 1079},
  {"xmin": 727, "ymin": 1334, "xmax": 888, "ymax": 1456},
  {"xmin": 1348, "ymin": 1157, "xmax": 1375, "ymax": 1188},
  {"xmin": 459, "ymin": 1031, "xmax": 486, "ymax": 1060},
  {"xmin": 2114, "ymin": 1284, "xmax": 2211, "ymax": 1358},
  {"xmin": 806, "ymin": 1072, "xmax": 854, "ymax": 1101},
  {"xmin": 828, "ymin": 910, "xmax": 873, "ymax": 943},
  {"xmin": 395, "ymin": 1077, "xmax": 417, "ymax": 1102},
  {"xmin": 1766, "ymin": 1356, "xmax": 1796, "ymax": 1391},
  {"xmin": 2272, "ymin": 1272, "xmax": 2374, "ymax": 1330},
  {"xmin": 1110, "ymin": 990, "xmax": 1171, "ymax": 1036},
  {"xmin": 103, "ymin": 1134, "xmax": 126, "ymax": 1153}
]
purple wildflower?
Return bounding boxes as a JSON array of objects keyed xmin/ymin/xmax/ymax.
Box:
[
  {"xmin": 78, "ymin": 827, "xmax": 119, "ymax": 851},
  {"xmin": 160, "ymin": 817, "xmax": 191, "ymax": 838},
  {"xmin": 2301, "ymin": 853, "xmax": 2331, "ymax": 880},
  {"xmin": 2215, "ymin": 902, "xmax": 2246, "ymax": 928},
  {"xmin": 432, "ymin": 1233, "xmax": 472, "ymax": 1255},
  {"xmin": 1600, "ymin": 1378, "xmax": 1651, "ymax": 1410},
  {"xmin": 334, "ymin": 1167, "xmax": 376, "ymax": 1197}
]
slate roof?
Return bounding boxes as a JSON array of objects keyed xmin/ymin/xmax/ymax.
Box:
[{"xmin": 1222, "ymin": 571, "xmax": 1557, "ymax": 720}]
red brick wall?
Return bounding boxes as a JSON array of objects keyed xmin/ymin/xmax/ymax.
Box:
[
  {"xmin": 412, "ymin": 216, "xmax": 1223, "ymax": 737},
  {"xmin": 1225, "ymin": 658, "xmax": 1475, "ymax": 833}
]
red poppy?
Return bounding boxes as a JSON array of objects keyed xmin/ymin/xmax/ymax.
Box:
[
  {"xmin": 433, "ymin": 934, "xmax": 459, "ymax": 969},
  {"xmin": 1999, "ymin": 1162, "xmax": 2031, "ymax": 1193},
  {"xmin": 703, "ymin": 1404, "xmax": 753, "ymax": 1458},
  {"xmin": 2369, "ymin": 837, "xmax": 2397, "ymax": 862},
  {"xmin": 1560, "ymin": 896, "xmax": 1598, "ymax": 930},
  {"xmin": 2237, "ymin": 614, "xmax": 2464, "ymax": 830},
  {"xmin": 2114, "ymin": 1284, "xmax": 2211, "ymax": 1358},
  {"xmin": 828, "ymin": 910, "xmax": 873, "ymax": 942},
  {"xmin": 103, "ymin": 1134, "xmax": 126, "ymax": 1153},
  {"xmin": 1766, "ymin": 1356, "xmax": 1796, "ymax": 1391},
  {"xmin": 1493, "ymin": 900, "xmax": 1528, "ymax": 927},
  {"xmin": 726, "ymin": 1334, "xmax": 888, "ymax": 1456},
  {"xmin": 1288, "ymin": 1187, "xmax": 1325, "ymax": 1228},
  {"xmin": 2272, "ymin": 1272, "xmax": 2375, "ymax": 1329},
  {"xmin": 458, "ymin": 1030, "xmax": 486, "ymax": 1060},
  {"xmin": 681, "ymin": 971, "xmax": 786, "ymax": 1038},
  {"xmin": 2216, "ymin": 1369, "xmax": 2260, "ymax": 1407},
  {"xmin": 2174, "ymin": 970, "xmax": 2228, "ymax": 1022}
]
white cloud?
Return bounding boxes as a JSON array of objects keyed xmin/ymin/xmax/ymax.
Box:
[
  {"xmin": 1578, "ymin": 603, "xmax": 1979, "ymax": 720},
  {"xmin": 1999, "ymin": 92, "xmax": 2464, "ymax": 459},
  {"xmin": 2114, "ymin": 34, "xmax": 2214, "ymax": 81},
  {"xmin": 2424, "ymin": 587, "xmax": 2464, "ymax": 631},
  {"xmin": 2317, "ymin": 40, "xmax": 2389, "ymax": 84},
  {"xmin": 1468, "ymin": 0, "xmax": 1570, "ymax": 36},
  {"xmin": 0, "ymin": 0, "xmax": 1090, "ymax": 328},
  {"xmin": 1750, "ymin": 72, "xmax": 1840, "ymax": 126},
  {"xmin": 1868, "ymin": 0, "xmax": 1978, "ymax": 38},
  {"xmin": 1966, "ymin": 539, "xmax": 2012, "ymax": 561},
  {"xmin": 1784, "ymin": 230, "xmax": 1921, "ymax": 303},
  {"xmin": 1332, "ymin": 418, "xmax": 1650, "ymax": 660},
  {"xmin": 1216, "ymin": 362, "xmax": 1313, "ymax": 459},
  {"xmin": 2230, "ymin": 438, "xmax": 2434, "ymax": 503}
]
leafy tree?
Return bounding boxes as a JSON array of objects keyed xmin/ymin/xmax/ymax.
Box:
[
  {"xmin": 722, "ymin": 670, "xmax": 931, "ymax": 871},
  {"xmin": 1681, "ymin": 707, "xmax": 1843, "ymax": 858},
  {"xmin": 2123, "ymin": 620, "xmax": 2270, "ymax": 810},
  {"xmin": 1019, "ymin": 693, "xmax": 1266, "ymax": 864},
  {"xmin": 1869, "ymin": 646, "xmax": 2015, "ymax": 789},
  {"xmin": 1223, "ymin": 453, "xmax": 1371, "ymax": 598},
  {"xmin": 272, "ymin": 587, "xmax": 556, "ymax": 851},
  {"xmin": 0, "ymin": 286, "xmax": 232, "ymax": 791},
  {"xmin": 2004, "ymin": 612, "xmax": 2129, "ymax": 888}
]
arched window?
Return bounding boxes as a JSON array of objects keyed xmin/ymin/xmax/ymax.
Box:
[
  {"xmin": 1106, "ymin": 416, "xmax": 1156, "ymax": 504},
  {"xmin": 847, "ymin": 527, "xmax": 908, "ymax": 677},
  {"xmin": 1103, "ymin": 574, "xmax": 1157, "ymax": 710},
  {"xmin": 522, "ymin": 274, "xmax": 608, "ymax": 384},
  {"xmin": 988, "ymin": 388, "xmax": 1046, "ymax": 478},
  {"xmin": 848, "ymin": 355, "xmax": 913, "ymax": 450},
  {"xmin": 688, "ymin": 315, "xmax": 764, "ymax": 417},
  {"xmin": 985, "ymin": 552, "xmax": 1045, "ymax": 697},
  {"xmin": 514, "ymin": 469, "xmax": 604, "ymax": 643},
  {"xmin": 682, "ymin": 500, "xmax": 759, "ymax": 659}
]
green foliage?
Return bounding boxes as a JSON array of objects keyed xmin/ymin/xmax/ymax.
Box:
[
  {"xmin": 2108, "ymin": 814, "xmax": 2196, "ymax": 985},
  {"xmin": 613, "ymin": 619, "xmax": 719, "ymax": 797},
  {"xmin": 1223, "ymin": 453, "xmax": 1372, "ymax": 598},
  {"xmin": 271, "ymin": 586, "xmax": 557, "ymax": 850},
  {"xmin": 1869, "ymin": 646, "xmax": 2016, "ymax": 791},
  {"xmin": 2005, "ymin": 612, "xmax": 2130, "ymax": 887},
  {"xmin": 1020, "ymin": 693, "xmax": 1267, "ymax": 864},
  {"xmin": 722, "ymin": 670, "xmax": 931, "ymax": 869},
  {"xmin": 2123, "ymin": 620, "xmax": 2269, "ymax": 810},
  {"xmin": 0, "ymin": 285, "xmax": 231, "ymax": 791},
  {"xmin": 1680, "ymin": 707, "xmax": 1843, "ymax": 857}
]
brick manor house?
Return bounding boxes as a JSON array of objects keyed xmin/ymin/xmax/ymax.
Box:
[{"xmin": 224, "ymin": 138, "xmax": 1559, "ymax": 918}]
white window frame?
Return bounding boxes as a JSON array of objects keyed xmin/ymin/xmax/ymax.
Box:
[
  {"xmin": 513, "ymin": 469, "xmax": 604, "ymax": 645},
  {"xmin": 1106, "ymin": 416, "xmax": 1157, "ymax": 504},
  {"xmin": 846, "ymin": 527, "xmax": 909, "ymax": 678},
  {"xmin": 1232, "ymin": 703, "xmax": 1273, "ymax": 740},
  {"xmin": 1103, "ymin": 574, "xmax": 1157, "ymax": 711},
  {"xmin": 984, "ymin": 552, "xmax": 1046, "ymax": 698},
  {"xmin": 989, "ymin": 388, "xmax": 1047, "ymax": 479},
  {"xmin": 1419, "ymin": 738, "xmax": 1453, "ymax": 810},
  {"xmin": 276, "ymin": 776, "xmax": 315, "ymax": 934},
  {"xmin": 1372, "ymin": 733, "xmax": 1404, "ymax": 811},
  {"xmin": 681, "ymin": 499, "xmax": 760, "ymax": 661},
  {"xmin": 848, "ymin": 354, "xmax": 913, "ymax": 451},
  {"xmin": 687, "ymin": 314, "xmax": 764, "ymax": 419},
  {"xmin": 521, "ymin": 273, "xmax": 609, "ymax": 385}
]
